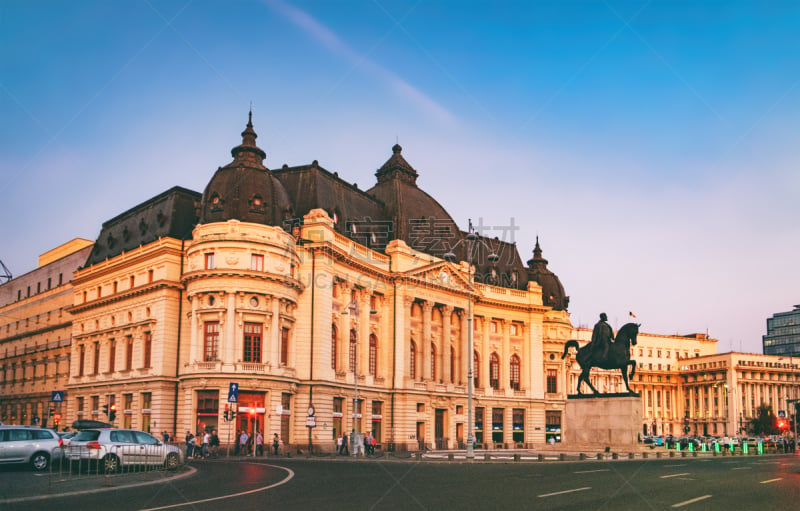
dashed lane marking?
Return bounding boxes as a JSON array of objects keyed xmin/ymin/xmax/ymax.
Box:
[
  {"xmin": 760, "ymin": 478, "xmax": 783, "ymax": 484},
  {"xmin": 661, "ymin": 473, "xmax": 690, "ymax": 479},
  {"xmin": 537, "ymin": 487, "xmax": 591, "ymax": 498},
  {"xmin": 731, "ymin": 467, "xmax": 751, "ymax": 470},
  {"xmin": 672, "ymin": 495, "xmax": 712, "ymax": 508},
  {"xmin": 574, "ymin": 469, "xmax": 610, "ymax": 474}
]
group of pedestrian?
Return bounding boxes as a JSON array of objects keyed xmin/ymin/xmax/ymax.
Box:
[
  {"xmin": 185, "ymin": 429, "xmax": 219, "ymax": 459},
  {"xmin": 161, "ymin": 431, "xmax": 175, "ymax": 443},
  {"xmin": 365, "ymin": 431, "xmax": 377, "ymax": 455},
  {"xmin": 337, "ymin": 432, "xmax": 349, "ymax": 455}
]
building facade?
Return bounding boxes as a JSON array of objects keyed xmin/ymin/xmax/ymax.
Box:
[
  {"xmin": 763, "ymin": 305, "xmax": 800, "ymax": 358},
  {"xmin": 1, "ymin": 115, "xmax": 797, "ymax": 449}
]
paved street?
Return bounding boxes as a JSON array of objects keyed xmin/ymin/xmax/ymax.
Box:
[{"xmin": 1, "ymin": 453, "xmax": 798, "ymax": 510}]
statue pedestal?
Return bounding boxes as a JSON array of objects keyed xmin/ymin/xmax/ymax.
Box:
[{"xmin": 564, "ymin": 394, "xmax": 642, "ymax": 451}]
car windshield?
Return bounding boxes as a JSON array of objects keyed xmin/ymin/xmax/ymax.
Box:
[
  {"xmin": 73, "ymin": 430, "xmax": 101, "ymax": 441},
  {"xmin": 134, "ymin": 431, "xmax": 159, "ymax": 445}
]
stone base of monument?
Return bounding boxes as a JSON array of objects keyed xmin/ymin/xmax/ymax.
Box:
[{"xmin": 564, "ymin": 394, "xmax": 642, "ymax": 451}]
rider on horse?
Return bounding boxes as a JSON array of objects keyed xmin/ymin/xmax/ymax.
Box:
[{"xmin": 589, "ymin": 313, "xmax": 614, "ymax": 362}]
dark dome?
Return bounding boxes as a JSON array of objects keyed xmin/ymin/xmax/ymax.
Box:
[
  {"xmin": 199, "ymin": 113, "xmax": 292, "ymax": 226},
  {"xmin": 526, "ymin": 238, "xmax": 569, "ymax": 311}
]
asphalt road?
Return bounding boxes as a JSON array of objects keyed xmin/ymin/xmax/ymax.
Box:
[{"xmin": 2, "ymin": 454, "xmax": 798, "ymax": 510}]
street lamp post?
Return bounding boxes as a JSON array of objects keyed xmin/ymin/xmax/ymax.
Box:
[{"xmin": 444, "ymin": 220, "xmax": 498, "ymax": 460}]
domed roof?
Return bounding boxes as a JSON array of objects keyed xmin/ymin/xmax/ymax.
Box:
[
  {"xmin": 526, "ymin": 237, "xmax": 569, "ymax": 311},
  {"xmin": 199, "ymin": 113, "xmax": 292, "ymax": 226},
  {"xmin": 367, "ymin": 144, "xmax": 462, "ymax": 258}
]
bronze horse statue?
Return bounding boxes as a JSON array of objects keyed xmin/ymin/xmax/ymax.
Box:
[{"xmin": 561, "ymin": 322, "xmax": 640, "ymax": 395}]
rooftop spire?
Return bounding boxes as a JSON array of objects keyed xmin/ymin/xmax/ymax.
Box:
[{"xmin": 230, "ymin": 110, "xmax": 267, "ymax": 168}]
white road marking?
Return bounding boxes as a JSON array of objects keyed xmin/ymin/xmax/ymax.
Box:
[
  {"xmin": 760, "ymin": 478, "xmax": 783, "ymax": 484},
  {"xmin": 140, "ymin": 463, "xmax": 294, "ymax": 511},
  {"xmin": 731, "ymin": 467, "xmax": 751, "ymax": 470},
  {"xmin": 538, "ymin": 487, "xmax": 591, "ymax": 498},
  {"xmin": 574, "ymin": 469, "xmax": 610, "ymax": 474},
  {"xmin": 661, "ymin": 473, "xmax": 690, "ymax": 478},
  {"xmin": 663, "ymin": 464, "xmax": 687, "ymax": 467},
  {"xmin": 672, "ymin": 495, "xmax": 712, "ymax": 508}
]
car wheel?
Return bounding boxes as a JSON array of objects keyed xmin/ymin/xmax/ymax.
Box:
[
  {"xmin": 30, "ymin": 452, "xmax": 50, "ymax": 471},
  {"xmin": 164, "ymin": 452, "xmax": 179, "ymax": 471},
  {"xmin": 102, "ymin": 454, "xmax": 120, "ymax": 474}
]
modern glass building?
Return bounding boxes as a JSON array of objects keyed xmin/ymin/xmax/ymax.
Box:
[{"xmin": 763, "ymin": 305, "xmax": 800, "ymax": 357}]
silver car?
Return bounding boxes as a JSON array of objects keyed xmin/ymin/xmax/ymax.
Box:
[
  {"xmin": 0, "ymin": 425, "xmax": 62, "ymax": 471},
  {"xmin": 68, "ymin": 428, "xmax": 183, "ymax": 473}
]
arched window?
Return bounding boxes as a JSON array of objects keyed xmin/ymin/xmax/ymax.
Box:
[
  {"xmin": 490, "ymin": 352, "xmax": 500, "ymax": 389},
  {"xmin": 410, "ymin": 340, "xmax": 417, "ymax": 380},
  {"xmin": 473, "ymin": 351, "xmax": 480, "ymax": 388},
  {"xmin": 509, "ymin": 354, "xmax": 521, "ymax": 390},
  {"xmin": 431, "ymin": 344, "xmax": 437, "ymax": 381},
  {"xmin": 450, "ymin": 345, "xmax": 455, "ymax": 384},
  {"xmin": 331, "ymin": 324, "xmax": 338, "ymax": 370},
  {"xmin": 369, "ymin": 334, "xmax": 377, "ymax": 375},
  {"xmin": 349, "ymin": 329, "xmax": 357, "ymax": 372}
]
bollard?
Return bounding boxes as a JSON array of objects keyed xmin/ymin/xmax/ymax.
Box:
[
  {"xmin": 415, "ymin": 452, "xmax": 422, "ymax": 461},
  {"xmin": 513, "ymin": 453, "xmax": 520, "ymax": 462},
  {"xmin": 656, "ymin": 451, "xmax": 662, "ymax": 459},
  {"xmin": 692, "ymin": 451, "xmax": 698, "ymax": 457},
  {"xmin": 539, "ymin": 454, "xmax": 544, "ymax": 462},
  {"xmin": 580, "ymin": 453, "xmax": 586, "ymax": 460},
  {"xmin": 448, "ymin": 453, "xmax": 454, "ymax": 462},
  {"xmin": 596, "ymin": 453, "xmax": 603, "ymax": 460},
  {"xmin": 643, "ymin": 452, "xmax": 648, "ymax": 459},
  {"xmin": 681, "ymin": 451, "xmax": 687, "ymax": 458},
  {"xmin": 713, "ymin": 450, "xmax": 717, "ymax": 456},
  {"xmin": 559, "ymin": 453, "xmax": 566, "ymax": 461},
  {"xmin": 628, "ymin": 452, "xmax": 634, "ymax": 459},
  {"xmin": 612, "ymin": 453, "xmax": 618, "ymax": 460},
  {"xmin": 485, "ymin": 453, "xmax": 491, "ymax": 461},
  {"xmin": 669, "ymin": 451, "xmax": 675, "ymax": 458}
]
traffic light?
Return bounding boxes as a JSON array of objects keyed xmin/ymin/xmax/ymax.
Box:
[
  {"xmin": 53, "ymin": 413, "xmax": 61, "ymax": 425},
  {"xmin": 102, "ymin": 404, "xmax": 109, "ymax": 417},
  {"xmin": 224, "ymin": 404, "xmax": 230, "ymax": 421},
  {"xmin": 48, "ymin": 407, "xmax": 54, "ymax": 418},
  {"xmin": 683, "ymin": 415, "xmax": 690, "ymax": 434},
  {"xmin": 109, "ymin": 404, "xmax": 117, "ymax": 422}
]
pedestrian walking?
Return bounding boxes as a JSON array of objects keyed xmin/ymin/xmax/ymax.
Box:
[
  {"xmin": 210, "ymin": 429, "xmax": 220, "ymax": 458},
  {"xmin": 239, "ymin": 430, "xmax": 249, "ymax": 455},
  {"xmin": 255, "ymin": 431, "xmax": 263, "ymax": 456},
  {"xmin": 336, "ymin": 434, "xmax": 343, "ymax": 454},
  {"xmin": 272, "ymin": 433, "xmax": 280, "ymax": 455},
  {"xmin": 185, "ymin": 431, "xmax": 194, "ymax": 459},
  {"xmin": 202, "ymin": 430, "xmax": 211, "ymax": 458},
  {"xmin": 234, "ymin": 430, "xmax": 241, "ymax": 456},
  {"xmin": 340, "ymin": 432, "xmax": 349, "ymax": 455}
]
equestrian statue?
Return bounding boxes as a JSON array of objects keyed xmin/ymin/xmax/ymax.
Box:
[{"xmin": 561, "ymin": 313, "xmax": 640, "ymax": 395}]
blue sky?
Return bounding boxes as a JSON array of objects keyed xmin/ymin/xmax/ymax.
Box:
[{"xmin": 2, "ymin": 0, "xmax": 799, "ymax": 354}]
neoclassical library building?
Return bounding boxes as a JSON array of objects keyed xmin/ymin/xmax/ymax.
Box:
[{"xmin": 1, "ymin": 115, "xmax": 797, "ymax": 450}]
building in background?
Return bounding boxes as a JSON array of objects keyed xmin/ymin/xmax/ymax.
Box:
[
  {"xmin": 763, "ymin": 305, "xmax": 800, "ymax": 358},
  {"xmin": 1, "ymin": 115, "xmax": 797, "ymax": 449}
]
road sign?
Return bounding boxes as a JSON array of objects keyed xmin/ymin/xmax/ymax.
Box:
[
  {"xmin": 51, "ymin": 391, "xmax": 64, "ymax": 402},
  {"xmin": 228, "ymin": 382, "xmax": 239, "ymax": 403},
  {"xmin": 306, "ymin": 416, "xmax": 316, "ymax": 428}
]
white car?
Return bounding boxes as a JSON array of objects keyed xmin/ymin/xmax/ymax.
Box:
[
  {"xmin": 68, "ymin": 428, "xmax": 182, "ymax": 473},
  {"xmin": 0, "ymin": 425, "xmax": 63, "ymax": 471}
]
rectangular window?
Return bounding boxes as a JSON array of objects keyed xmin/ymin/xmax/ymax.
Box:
[
  {"xmin": 281, "ymin": 327, "xmax": 289, "ymax": 365},
  {"xmin": 148, "ymin": 269, "xmax": 154, "ymax": 283},
  {"xmin": 92, "ymin": 396, "xmax": 100, "ymax": 414},
  {"xmin": 93, "ymin": 342, "xmax": 100, "ymax": 375},
  {"xmin": 125, "ymin": 336, "xmax": 133, "ymax": 371},
  {"xmin": 475, "ymin": 407, "xmax": 484, "ymax": 444},
  {"xmin": 250, "ymin": 254, "xmax": 264, "ymax": 271},
  {"xmin": 205, "ymin": 253, "xmax": 215, "ymax": 270},
  {"xmin": 77, "ymin": 397, "xmax": 84, "ymax": 415},
  {"xmin": 546, "ymin": 369, "xmax": 558, "ymax": 394},
  {"xmin": 243, "ymin": 323, "xmax": 262, "ymax": 363},
  {"xmin": 47, "ymin": 277, "xmax": 51, "ymax": 290},
  {"xmin": 491, "ymin": 408, "xmax": 504, "ymax": 444},
  {"xmin": 59, "ymin": 273, "xmax": 63, "ymax": 285},
  {"xmin": 123, "ymin": 394, "xmax": 133, "ymax": 429},
  {"xmin": 512, "ymin": 408, "xmax": 525, "ymax": 443},
  {"xmin": 78, "ymin": 345, "xmax": 85, "ymax": 377},
  {"xmin": 108, "ymin": 339, "xmax": 116, "ymax": 373},
  {"xmin": 204, "ymin": 322, "xmax": 219, "ymax": 361},
  {"xmin": 143, "ymin": 332, "xmax": 152, "ymax": 368}
]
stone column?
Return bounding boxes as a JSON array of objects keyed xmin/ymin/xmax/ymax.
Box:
[
  {"xmin": 422, "ymin": 301, "xmax": 433, "ymax": 381},
  {"xmin": 461, "ymin": 310, "xmax": 469, "ymax": 386},
  {"xmin": 500, "ymin": 320, "xmax": 509, "ymax": 391},
  {"xmin": 225, "ymin": 293, "xmax": 236, "ymax": 364},
  {"xmin": 270, "ymin": 296, "xmax": 281, "ymax": 365},
  {"xmin": 441, "ymin": 306, "xmax": 452, "ymax": 384},
  {"xmin": 358, "ymin": 294, "xmax": 371, "ymax": 378},
  {"xmin": 402, "ymin": 296, "xmax": 414, "ymax": 383}
]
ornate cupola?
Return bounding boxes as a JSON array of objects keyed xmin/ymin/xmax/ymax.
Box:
[
  {"xmin": 199, "ymin": 112, "xmax": 292, "ymax": 226},
  {"xmin": 526, "ymin": 237, "xmax": 569, "ymax": 311},
  {"xmin": 374, "ymin": 144, "xmax": 419, "ymax": 185}
]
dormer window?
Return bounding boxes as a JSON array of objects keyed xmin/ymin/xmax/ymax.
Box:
[
  {"xmin": 249, "ymin": 195, "xmax": 264, "ymax": 212},
  {"xmin": 210, "ymin": 194, "xmax": 223, "ymax": 212},
  {"xmin": 253, "ymin": 196, "xmax": 262, "ymax": 206}
]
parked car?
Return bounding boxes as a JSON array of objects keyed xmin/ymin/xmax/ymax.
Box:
[
  {"xmin": 0, "ymin": 425, "xmax": 62, "ymax": 471},
  {"xmin": 67, "ymin": 429, "xmax": 182, "ymax": 473}
]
